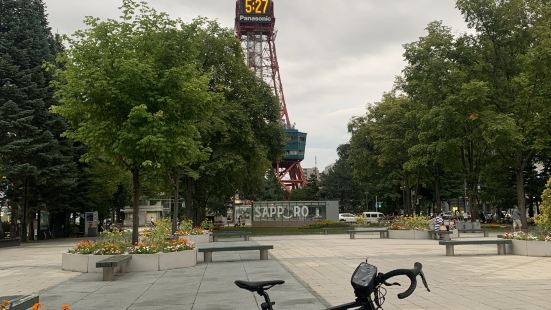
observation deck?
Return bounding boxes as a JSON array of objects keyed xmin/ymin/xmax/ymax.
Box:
[{"xmin": 283, "ymin": 128, "xmax": 306, "ymax": 161}]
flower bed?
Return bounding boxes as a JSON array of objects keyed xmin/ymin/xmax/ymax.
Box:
[
  {"xmin": 62, "ymin": 219, "xmax": 197, "ymax": 272},
  {"xmin": 501, "ymin": 231, "xmax": 551, "ymax": 257},
  {"xmin": 387, "ymin": 216, "xmax": 442, "ymax": 240},
  {"xmin": 175, "ymin": 228, "xmax": 210, "ymax": 244}
]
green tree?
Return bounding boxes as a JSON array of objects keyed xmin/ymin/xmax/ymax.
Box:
[
  {"xmin": 456, "ymin": 0, "xmax": 551, "ymax": 227},
  {"xmin": 349, "ymin": 93, "xmax": 419, "ymax": 215},
  {"xmin": 401, "ymin": 21, "xmax": 464, "ymax": 213},
  {"xmin": 0, "ymin": 0, "xmax": 78, "ymax": 241},
  {"xmin": 321, "ymin": 144, "xmax": 366, "ymax": 213},
  {"xmin": 179, "ymin": 20, "xmax": 284, "ymax": 224},
  {"xmin": 53, "ymin": 1, "xmax": 213, "ymax": 243}
]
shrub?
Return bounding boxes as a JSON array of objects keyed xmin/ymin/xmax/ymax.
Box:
[
  {"xmin": 100, "ymin": 230, "xmax": 130, "ymax": 249},
  {"xmin": 179, "ymin": 219, "xmax": 193, "ymax": 231},
  {"xmin": 68, "ymin": 240, "xmax": 97, "ymax": 254},
  {"xmin": 536, "ymin": 178, "xmax": 551, "ymax": 230},
  {"xmin": 142, "ymin": 218, "xmax": 171, "ymax": 245},
  {"xmin": 305, "ymin": 220, "xmax": 349, "ymax": 229},
  {"xmin": 389, "ymin": 216, "xmax": 430, "ymax": 230},
  {"xmin": 200, "ymin": 219, "xmax": 214, "ymax": 231}
]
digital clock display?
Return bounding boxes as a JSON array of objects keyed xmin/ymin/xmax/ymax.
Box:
[{"xmin": 237, "ymin": 0, "xmax": 274, "ymax": 24}]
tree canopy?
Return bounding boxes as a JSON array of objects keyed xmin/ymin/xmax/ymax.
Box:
[
  {"xmin": 345, "ymin": 0, "xmax": 551, "ymax": 222},
  {"xmin": 52, "ymin": 0, "xmax": 284, "ymax": 240}
]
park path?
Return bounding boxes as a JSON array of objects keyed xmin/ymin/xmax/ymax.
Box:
[
  {"xmin": 255, "ymin": 234, "xmax": 551, "ymax": 310},
  {"xmin": 0, "ymin": 239, "xmax": 82, "ymax": 296},
  {"xmin": 2, "ymin": 235, "xmax": 551, "ymax": 309}
]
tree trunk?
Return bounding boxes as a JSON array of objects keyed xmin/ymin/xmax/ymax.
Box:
[
  {"xmin": 172, "ymin": 172, "xmax": 180, "ymax": 234},
  {"xmin": 29, "ymin": 214, "xmax": 35, "ymax": 241},
  {"xmin": 21, "ymin": 178, "xmax": 29, "ymax": 242},
  {"xmin": 131, "ymin": 167, "xmax": 141, "ymax": 244},
  {"xmin": 403, "ymin": 176, "xmax": 412, "ymax": 216},
  {"xmin": 184, "ymin": 176, "xmax": 194, "ymax": 224},
  {"xmin": 10, "ymin": 204, "xmax": 18, "ymax": 238},
  {"xmin": 434, "ymin": 174, "xmax": 442, "ymax": 214},
  {"xmin": 515, "ymin": 157, "xmax": 528, "ymax": 230}
]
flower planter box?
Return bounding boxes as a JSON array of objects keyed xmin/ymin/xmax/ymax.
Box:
[
  {"xmin": 509, "ymin": 239, "xmax": 551, "ymax": 257},
  {"xmin": 159, "ymin": 249, "xmax": 197, "ymax": 270},
  {"xmin": 183, "ymin": 234, "xmax": 210, "ymax": 244},
  {"xmin": 128, "ymin": 253, "xmax": 159, "ymax": 272},
  {"xmin": 62, "ymin": 253, "xmax": 89, "ymax": 272},
  {"xmin": 63, "ymin": 251, "xmax": 198, "ymax": 273},
  {"xmin": 388, "ymin": 230, "xmax": 432, "ymax": 240}
]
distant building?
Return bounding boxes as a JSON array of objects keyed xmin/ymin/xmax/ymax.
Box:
[
  {"xmin": 121, "ymin": 199, "xmax": 175, "ymax": 227},
  {"xmin": 303, "ymin": 167, "xmax": 320, "ymax": 180}
]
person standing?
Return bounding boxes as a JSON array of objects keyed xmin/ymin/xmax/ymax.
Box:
[{"xmin": 512, "ymin": 207, "xmax": 522, "ymax": 232}]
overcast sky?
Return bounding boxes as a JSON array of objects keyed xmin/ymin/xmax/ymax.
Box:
[{"xmin": 43, "ymin": 0, "xmax": 470, "ymax": 170}]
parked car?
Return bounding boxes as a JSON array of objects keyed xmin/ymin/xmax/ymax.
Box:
[
  {"xmin": 338, "ymin": 213, "xmax": 357, "ymax": 223},
  {"xmin": 361, "ymin": 212, "xmax": 385, "ymax": 223},
  {"xmin": 442, "ymin": 211, "xmax": 453, "ymax": 219}
]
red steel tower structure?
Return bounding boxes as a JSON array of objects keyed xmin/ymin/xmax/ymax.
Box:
[{"xmin": 235, "ymin": 0, "xmax": 307, "ymax": 191}]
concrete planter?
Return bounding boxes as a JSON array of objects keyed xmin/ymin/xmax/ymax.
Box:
[
  {"xmin": 182, "ymin": 234, "xmax": 210, "ymax": 244},
  {"xmin": 388, "ymin": 230, "xmax": 432, "ymax": 240},
  {"xmin": 159, "ymin": 249, "xmax": 197, "ymax": 270},
  {"xmin": 62, "ymin": 253, "xmax": 89, "ymax": 272},
  {"xmin": 450, "ymin": 229, "xmax": 459, "ymax": 239},
  {"xmin": 509, "ymin": 239, "xmax": 551, "ymax": 257},
  {"xmin": 128, "ymin": 253, "xmax": 159, "ymax": 272}
]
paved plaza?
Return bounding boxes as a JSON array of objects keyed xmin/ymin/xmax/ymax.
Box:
[{"xmin": 1, "ymin": 234, "xmax": 551, "ymax": 309}]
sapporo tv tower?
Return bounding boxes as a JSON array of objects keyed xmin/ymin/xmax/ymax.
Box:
[{"xmin": 235, "ymin": 0, "xmax": 307, "ymax": 191}]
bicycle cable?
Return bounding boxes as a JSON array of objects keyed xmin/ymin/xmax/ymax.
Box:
[{"xmin": 374, "ymin": 285, "xmax": 387, "ymax": 309}]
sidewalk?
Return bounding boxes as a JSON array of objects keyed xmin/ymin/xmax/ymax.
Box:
[
  {"xmin": 39, "ymin": 250, "xmax": 324, "ymax": 310},
  {"xmin": 0, "ymin": 239, "xmax": 324, "ymax": 309}
]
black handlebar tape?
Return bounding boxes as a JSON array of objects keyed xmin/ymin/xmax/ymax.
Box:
[{"xmin": 379, "ymin": 263, "xmax": 424, "ymax": 299}]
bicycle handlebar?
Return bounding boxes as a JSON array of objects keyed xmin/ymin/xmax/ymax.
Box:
[{"xmin": 376, "ymin": 262, "xmax": 430, "ymax": 299}]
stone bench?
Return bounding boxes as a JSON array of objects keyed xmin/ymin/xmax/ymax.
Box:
[
  {"xmin": 96, "ymin": 255, "xmax": 132, "ymax": 281},
  {"xmin": 430, "ymin": 230, "xmax": 452, "ymax": 241},
  {"xmin": 439, "ymin": 239, "xmax": 512, "ymax": 256},
  {"xmin": 0, "ymin": 294, "xmax": 39, "ymax": 310},
  {"xmin": 197, "ymin": 241, "xmax": 273, "ymax": 263},
  {"xmin": 321, "ymin": 228, "xmax": 347, "ymax": 235},
  {"xmin": 458, "ymin": 229, "xmax": 489, "ymax": 237},
  {"xmin": 347, "ymin": 228, "xmax": 389, "ymax": 239},
  {"xmin": 212, "ymin": 231, "xmax": 251, "ymax": 242},
  {"xmin": 0, "ymin": 238, "xmax": 21, "ymax": 248}
]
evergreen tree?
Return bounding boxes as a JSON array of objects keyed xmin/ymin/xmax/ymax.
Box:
[{"xmin": 0, "ymin": 0, "xmax": 77, "ymax": 241}]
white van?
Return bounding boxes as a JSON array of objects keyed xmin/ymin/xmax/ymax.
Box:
[{"xmin": 361, "ymin": 212, "xmax": 385, "ymax": 223}]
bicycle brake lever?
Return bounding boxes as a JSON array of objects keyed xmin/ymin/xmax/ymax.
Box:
[{"xmin": 419, "ymin": 271, "xmax": 430, "ymax": 292}]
